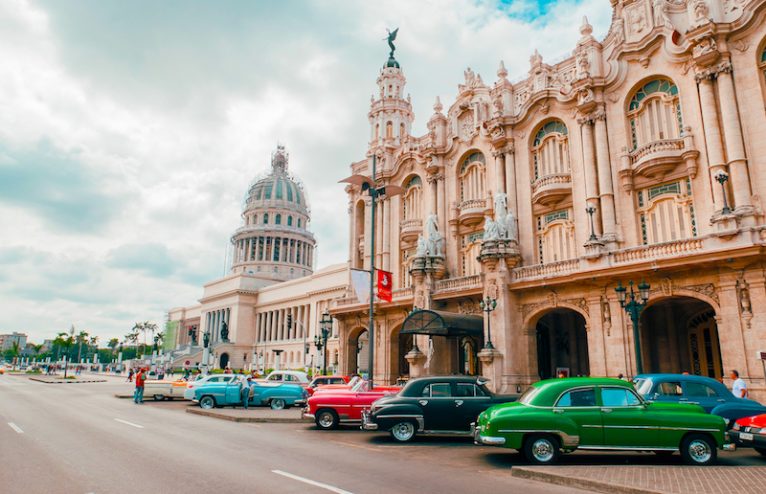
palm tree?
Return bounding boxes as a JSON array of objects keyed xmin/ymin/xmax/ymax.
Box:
[
  {"xmin": 89, "ymin": 336, "xmax": 98, "ymax": 362},
  {"xmin": 9, "ymin": 341, "xmax": 20, "ymax": 369},
  {"xmin": 53, "ymin": 332, "xmax": 75, "ymax": 378},
  {"xmin": 108, "ymin": 338, "xmax": 119, "ymax": 357},
  {"xmin": 75, "ymin": 330, "xmax": 89, "ymax": 363},
  {"xmin": 128, "ymin": 322, "xmax": 142, "ymax": 354}
]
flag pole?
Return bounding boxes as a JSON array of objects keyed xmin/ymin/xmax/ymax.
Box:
[{"xmin": 367, "ymin": 154, "xmax": 377, "ymax": 390}]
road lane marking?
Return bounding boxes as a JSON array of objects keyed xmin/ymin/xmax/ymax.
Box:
[
  {"xmin": 272, "ymin": 470, "xmax": 353, "ymax": 494},
  {"xmin": 114, "ymin": 418, "xmax": 144, "ymax": 429},
  {"xmin": 7, "ymin": 422, "xmax": 23, "ymax": 434}
]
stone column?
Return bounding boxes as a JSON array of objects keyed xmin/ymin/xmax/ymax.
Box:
[
  {"xmin": 594, "ymin": 112, "xmax": 617, "ymax": 242},
  {"xmin": 429, "ymin": 174, "xmax": 438, "ymax": 214},
  {"xmin": 716, "ymin": 66, "xmax": 753, "ymax": 214},
  {"xmin": 363, "ymin": 198, "xmax": 371, "ymax": 270},
  {"xmin": 504, "ymin": 148, "xmax": 517, "ymax": 214},
  {"xmin": 375, "ymin": 199, "xmax": 384, "ymax": 267},
  {"xmin": 696, "ymin": 74, "xmax": 726, "ymax": 208},
  {"xmin": 348, "ymin": 201, "xmax": 355, "ymax": 264},
  {"xmin": 579, "ymin": 117, "xmax": 602, "ymax": 235},
  {"xmin": 494, "ymin": 151, "xmax": 506, "ymax": 194},
  {"xmin": 382, "ymin": 198, "xmax": 391, "ymax": 271}
]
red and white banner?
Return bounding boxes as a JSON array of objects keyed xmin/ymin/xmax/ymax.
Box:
[{"xmin": 377, "ymin": 270, "xmax": 393, "ymax": 302}]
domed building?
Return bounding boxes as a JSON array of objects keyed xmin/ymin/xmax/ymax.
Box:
[{"xmin": 230, "ymin": 145, "xmax": 316, "ymax": 282}]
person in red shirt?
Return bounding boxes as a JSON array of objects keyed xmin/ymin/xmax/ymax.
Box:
[{"xmin": 134, "ymin": 368, "xmax": 146, "ymax": 404}]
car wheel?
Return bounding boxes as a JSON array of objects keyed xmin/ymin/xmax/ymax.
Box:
[
  {"xmin": 755, "ymin": 447, "xmax": 766, "ymax": 457},
  {"xmin": 315, "ymin": 409, "xmax": 339, "ymax": 430},
  {"xmin": 153, "ymin": 394, "xmax": 164, "ymax": 401},
  {"xmin": 390, "ymin": 421, "xmax": 416, "ymax": 443},
  {"xmin": 523, "ymin": 434, "xmax": 560, "ymax": 465},
  {"xmin": 270, "ymin": 399, "xmax": 286, "ymax": 410},
  {"xmin": 680, "ymin": 433, "xmax": 717, "ymax": 466},
  {"xmin": 199, "ymin": 396, "xmax": 215, "ymax": 410}
]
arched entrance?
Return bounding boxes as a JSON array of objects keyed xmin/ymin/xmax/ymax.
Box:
[
  {"xmin": 640, "ymin": 296, "xmax": 722, "ymax": 379},
  {"xmin": 355, "ymin": 329, "xmax": 369, "ymax": 376},
  {"xmin": 219, "ymin": 352, "xmax": 230, "ymax": 369},
  {"xmin": 458, "ymin": 337, "xmax": 479, "ymax": 376},
  {"xmin": 389, "ymin": 326, "xmax": 412, "ymax": 382},
  {"xmin": 535, "ymin": 309, "xmax": 589, "ymax": 379}
]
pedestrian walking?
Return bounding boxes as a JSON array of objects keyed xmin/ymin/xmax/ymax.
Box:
[
  {"xmin": 127, "ymin": 368, "xmax": 134, "ymax": 382},
  {"xmin": 241, "ymin": 376, "xmax": 253, "ymax": 410},
  {"xmin": 730, "ymin": 369, "xmax": 748, "ymax": 398},
  {"xmin": 134, "ymin": 368, "xmax": 146, "ymax": 404}
]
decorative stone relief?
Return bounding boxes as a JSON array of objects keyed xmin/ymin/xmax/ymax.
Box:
[
  {"xmin": 576, "ymin": 50, "xmax": 591, "ymax": 80},
  {"xmin": 625, "ymin": 2, "xmax": 648, "ymax": 40},
  {"xmin": 737, "ymin": 278, "xmax": 752, "ymax": 314},
  {"xmin": 601, "ymin": 294, "xmax": 612, "ymax": 336},
  {"xmin": 457, "ymin": 299, "xmax": 480, "ymax": 315},
  {"xmin": 723, "ymin": 0, "xmax": 747, "ymax": 14},
  {"xmin": 683, "ymin": 283, "xmax": 719, "ymax": 305},
  {"xmin": 653, "ymin": 0, "xmax": 672, "ymax": 28}
]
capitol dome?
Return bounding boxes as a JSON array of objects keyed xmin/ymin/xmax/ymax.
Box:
[{"xmin": 230, "ymin": 145, "xmax": 316, "ymax": 281}]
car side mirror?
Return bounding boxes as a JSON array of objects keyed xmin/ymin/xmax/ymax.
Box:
[{"xmin": 651, "ymin": 392, "xmax": 660, "ymax": 401}]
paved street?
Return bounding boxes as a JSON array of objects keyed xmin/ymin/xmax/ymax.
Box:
[
  {"xmin": 3, "ymin": 374, "xmax": 766, "ymax": 494},
  {"xmin": 0, "ymin": 374, "xmax": 584, "ymax": 494}
]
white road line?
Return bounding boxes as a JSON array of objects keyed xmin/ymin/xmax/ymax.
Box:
[
  {"xmin": 7, "ymin": 422, "xmax": 23, "ymax": 434},
  {"xmin": 272, "ymin": 470, "xmax": 353, "ymax": 494},
  {"xmin": 114, "ymin": 418, "xmax": 144, "ymax": 429}
]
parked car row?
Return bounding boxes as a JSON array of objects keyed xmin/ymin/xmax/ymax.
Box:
[{"xmin": 300, "ymin": 373, "xmax": 766, "ymax": 466}]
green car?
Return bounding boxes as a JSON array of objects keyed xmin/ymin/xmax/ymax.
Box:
[{"xmin": 474, "ymin": 377, "xmax": 730, "ymax": 465}]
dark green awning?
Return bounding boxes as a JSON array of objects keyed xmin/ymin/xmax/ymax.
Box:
[{"xmin": 400, "ymin": 309, "xmax": 483, "ymax": 337}]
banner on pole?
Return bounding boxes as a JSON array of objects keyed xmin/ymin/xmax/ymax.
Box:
[
  {"xmin": 350, "ymin": 269, "xmax": 371, "ymax": 304},
  {"xmin": 377, "ymin": 270, "xmax": 393, "ymax": 302}
]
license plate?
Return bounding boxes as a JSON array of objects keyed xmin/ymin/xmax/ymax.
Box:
[{"xmin": 739, "ymin": 432, "xmax": 754, "ymax": 441}]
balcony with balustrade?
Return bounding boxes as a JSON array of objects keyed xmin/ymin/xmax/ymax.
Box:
[
  {"xmin": 399, "ymin": 218, "xmax": 423, "ymax": 242},
  {"xmin": 531, "ymin": 173, "xmax": 572, "ymax": 206},
  {"xmin": 457, "ymin": 198, "xmax": 487, "ymax": 226}
]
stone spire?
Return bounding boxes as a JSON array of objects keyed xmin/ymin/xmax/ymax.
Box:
[
  {"xmin": 433, "ymin": 96, "xmax": 443, "ymax": 114},
  {"xmin": 497, "ymin": 60, "xmax": 508, "ymax": 80}
]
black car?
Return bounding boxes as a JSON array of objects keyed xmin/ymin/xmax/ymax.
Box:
[{"xmin": 361, "ymin": 375, "xmax": 517, "ymax": 442}]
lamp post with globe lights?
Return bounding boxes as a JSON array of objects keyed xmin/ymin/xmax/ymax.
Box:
[{"xmin": 615, "ymin": 280, "xmax": 651, "ymax": 375}]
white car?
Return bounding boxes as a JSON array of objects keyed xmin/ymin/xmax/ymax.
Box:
[
  {"xmin": 183, "ymin": 374, "xmax": 241, "ymax": 400},
  {"xmin": 261, "ymin": 370, "xmax": 309, "ymax": 385}
]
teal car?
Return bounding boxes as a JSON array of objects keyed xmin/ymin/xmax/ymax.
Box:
[
  {"xmin": 193, "ymin": 376, "xmax": 308, "ymax": 410},
  {"xmin": 474, "ymin": 377, "xmax": 730, "ymax": 465}
]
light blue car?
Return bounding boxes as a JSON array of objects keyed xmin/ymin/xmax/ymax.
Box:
[{"xmin": 193, "ymin": 376, "xmax": 308, "ymax": 410}]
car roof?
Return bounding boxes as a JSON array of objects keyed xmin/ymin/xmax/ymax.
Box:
[
  {"xmin": 529, "ymin": 378, "xmax": 633, "ymax": 407},
  {"xmin": 636, "ymin": 374, "xmax": 723, "ymax": 384}
]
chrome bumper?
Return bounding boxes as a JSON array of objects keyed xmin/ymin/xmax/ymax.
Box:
[
  {"xmin": 471, "ymin": 422, "xmax": 505, "ymax": 446},
  {"xmin": 361, "ymin": 410, "xmax": 379, "ymax": 431},
  {"xmin": 302, "ymin": 407, "xmax": 315, "ymax": 421}
]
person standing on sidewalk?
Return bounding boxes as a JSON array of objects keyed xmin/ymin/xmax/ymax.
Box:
[
  {"xmin": 730, "ymin": 370, "xmax": 748, "ymax": 398},
  {"xmin": 134, "ymin": 368, "xmax": 146, "ymax": 404},
  {"xmin": 241, "ymin": 376, "xmax": 253, "ymax": 410}
]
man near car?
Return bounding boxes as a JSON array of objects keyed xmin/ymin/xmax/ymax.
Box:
[
  {"xmin": 241, "ymin": 376, "xmax": 253, "ymax": 410},
  {"xmin": 134, "ymin": 368, "xmax": 146, "ymax": 404},
  {"xmin": 730, "ymin": 370, "xmax": 748, "ymax": 398}
]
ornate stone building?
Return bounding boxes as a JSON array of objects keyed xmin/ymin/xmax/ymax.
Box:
[
  {"xmin": 332, "ymin": 0, "xmax": 766, "ymax": 400},
  {"xmin": 168, "ymin": 146, "xmax": 344, "ymax": 373}
]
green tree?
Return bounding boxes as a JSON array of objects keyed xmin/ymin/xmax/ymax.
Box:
[
  {"xmin": 53, "ymin": 331, "xmax": 75, "ymax": 378},
  {"xmin": 108, "ymin": 338, "xmax": 119, "ymax": 354},
  {"xmin": 75, "ymin": 330, "xmax": 89, "ymax": 363}
]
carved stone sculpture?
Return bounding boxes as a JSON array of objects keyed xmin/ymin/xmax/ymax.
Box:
[{"xmin": 425, "ymin": 214, "xmax": 444, "ymax": 257}]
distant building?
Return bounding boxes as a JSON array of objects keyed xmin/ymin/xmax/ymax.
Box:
[{"xmin": 0, "ymin": 332, "xmax": 28, "ymax": 351}]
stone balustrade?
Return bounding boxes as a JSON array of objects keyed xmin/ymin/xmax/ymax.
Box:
[
  {"xmin": 434, "ymin": 274, "xmax": 482, "ymax": 292},
  {"xmin": 512, "ymin": 259, "xmax": 581, "ymax": 281},
  {"xmin": 393, "ymin": 287, "xmax": 413, "ymax": 298},
  {"xmin": 611, "ymin": 238, "xmax": 704, "ymax": 263},
  {"xmin": 531, "ymin": 172, "xmax": 573, "ymax": 206},
  {"xmin": 629, "ymin": 138, "xmax": 685, "ymax": 163},
  {"xmin": 458, "ymin": 198, "xmax": 486, "ymax": 211}
]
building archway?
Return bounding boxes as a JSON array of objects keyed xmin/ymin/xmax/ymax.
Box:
[
  {"xmin": 458, "ymin": 337, "xmax": 479, "ymax": 376},
  {"xmin": 344, "ymin": 327, "xmax": 369, "ymax": 376},
  {"xmin": 535, "ymin": 309, "xmax": 589, "ymax": 379},
  {"xmin": 639, "ymin": 296, "xmax": 722, "ymax": 379},
  {"xmin": 219, "ymin": 352, "xmax": 230, "ymax": 369},
  {"xmin": 388, "ymin": 325, "xmax": 412, "ymax": 383}
]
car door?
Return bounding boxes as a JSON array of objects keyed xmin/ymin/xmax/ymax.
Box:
[
  {"xmin": 225, "ymin": 378, "xmax": 242, "ymax": 403},
  {"xmin": 682, "ymin": 381, "xmax": 721, "ymax": 412},
  {"xmin": 419, "ymin": 382, "xmax": 458, "ymax": 431},
  {"xmin": 551, "ymin": 387, "xmax": 603, "ymax": 446},
  {"xmin": 455, "ymin": 382, "xmax": 493, "ymax": 431},
  {"xmin": 599, "ymin": 386, "xmax": 658, "ymax": 448}
]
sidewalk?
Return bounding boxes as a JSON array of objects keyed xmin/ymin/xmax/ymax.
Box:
[
  {"xmin": 29, "ymin": 376, "xmax": 107, "ymax": 384},
  {"xmin": 186, "ymin": 406, "xmax": 305, "ymax": 423},
  {"xmin": 512, "ymin": 465, "xmax": 766, "ymax": 494}
]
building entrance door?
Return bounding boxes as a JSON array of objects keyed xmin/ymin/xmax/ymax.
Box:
[{"xmin": 687, "ymin": 311, "xmax": 722, "ymax": 380}]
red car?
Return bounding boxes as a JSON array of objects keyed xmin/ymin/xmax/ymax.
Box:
[
  {"xmin": 306, "ymin": 375, "xmax": 351, "ymax": 396},
  {"xmin": 303, "ymin": 379, "xmax": 400, "ymax": 430},
  {"xmin": 729, "ymin": 413, "xmax": 766, "ymax": 456}
]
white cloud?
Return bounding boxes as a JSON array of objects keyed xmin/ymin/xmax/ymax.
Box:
[{"xmin": 0, "ymin": 0, "xmax": 611, "ymax": 343}]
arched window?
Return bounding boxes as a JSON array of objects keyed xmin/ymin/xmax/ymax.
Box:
[
  {"xmin": 273, "ymin": 237, "xmax": 281, "ymax": 262},
  {"xmin": 627, "ymin": 78, "xmax": 682, "ymax": 150},
  {"xmin": 286, "ymin": 183, "xmax": 293, "ymax": 202},
  {"xmin": 297, "ymin": 218, "xmax": 302, "ymax": 228},
  {"xmin": 400, "ymin": 122, "xmax": 406, "ymax": 139},
  {"xmin": 386, "ymin": 121, "xmax": 393, "ymax": 139},
  {"xmin": 402, "ymin": 176, "xmax": 423, "ymax": 221},
  {"xmin": 263, "ymin": 213, "xmax": 269, "ymax": 224},
  {"xmin": 459, "ymin": 152, "xmax": 486, "ymax": 203},
  {"xmin": 253, "ymin": 214, "xmax": 257, "ymax": 224},
  {"xmin": 275, "ymin": 214, "xmax": 282, "ymax": 225},
  {"xmin": 637, "ymin": 179, "xmax": 696, "ymax": 245},
  {"xmin": 375, "ymin": 123, "xmax": 380, "ymax": 140},
  {"xmin": 536, "ymin": 209, "xmax": 575, "ymax": 264},
  {"xmin": 531, "ymin": 120, "xmax": 569, "ymax": 181},
  {"xmin": 287, "ymin": 216, "xmax": 293, "ymax": 226}
]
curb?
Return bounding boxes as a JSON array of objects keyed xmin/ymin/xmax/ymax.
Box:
[
  {"xmin": 29, "ymin": 377, "xmax": 107, "ymax": 384},
  {"xmin": 185, "ymin": 407, "xmax": 305, "ymax": 423},
  {"xmin": 512, "ymin": 467, "xmax": 663, "ymax": 494}
]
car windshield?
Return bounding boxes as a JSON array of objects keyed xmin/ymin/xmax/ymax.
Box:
[
  {"xmin": 633, "ymin": 378, "xmax": 652, "ymax": 395},
  {"xmin": 352, "ymin": 379, "xmax": 371, "ymax": 392},
  {"xmin": 518, "ymin": 386, "xmax": 541, "ymax": 405}
]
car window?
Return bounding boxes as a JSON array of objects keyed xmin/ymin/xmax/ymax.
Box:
[
  {"xmin": 456, "ymin": 383, "xmax": 475, "ymax": 397},
  {"xmin": 331, "ymin": 378, "xmax": 345, "ymax": 384},
  {"xmin": 475, "ymin": 385, "xmax": 489, "ymax": 397},
  {"xmin": 422, "ymin": 383, "xmax": 452, "ymax": 397},
  {"xmin": 284, "ymin": 375, "xmax": 295, "ymax": 382},
  {"xmin": 657, "ymin": 382, "xmax": 682, "ymax": 396},
  {"xmin": 556, "ymin": 388, "xmax": 596, "ymax": 407},
  {"xmin": 685, "ymin": 382, "xmax": 718, "ymax": 398},
  {"xmin": 601, "ymin": 388, "xmax": 642, "ymax": 407},
  {"xmin": 208, "ymin": 377, "xmax": 222, "ymax": 383},
  {"xmin": 268, "ymin": 374, "xmax": 281, "ymax": 381}
]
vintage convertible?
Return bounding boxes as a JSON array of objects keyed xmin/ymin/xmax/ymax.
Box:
[
  {"xmin": 303, "ymin": 379, "xmax": 400, "ymax": 430},
  {"xmin": 474, "ymin": 377, "xmax": 731, "ymax": 465},
  {"xmin": 361, "ymin": 376, "xmax": 517, "ymax": 442},
  {"xmin": 143, "ymin": 379, "xmax": 189, "ymax": 401},
  {"xmin": 633, "ymin": 373, "xmax": 766, "ymax": 426},
  {"xmin": 193, "ymin": 376, "xmax": 307, "ymax": 410}
]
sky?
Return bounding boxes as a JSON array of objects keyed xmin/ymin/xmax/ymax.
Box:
[{"xmin": 0, "ymin": 0, "xmax": 611, "ymax": 344}]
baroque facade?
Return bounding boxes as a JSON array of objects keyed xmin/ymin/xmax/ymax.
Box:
[
  {"xmin": 332, "ymin": 0, "xmax": 766, "ymax": 400},
  {"xmin": 168, "ymin": 146, "xmax": 344, "ymax": 373}
]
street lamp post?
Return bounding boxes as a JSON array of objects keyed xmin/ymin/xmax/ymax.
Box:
[
  {"xmin": 585, "ymin": 205, "xmax": 598, "ymax": 241},
  {"xmin": 340, "ymin": 155, "xmax": 403, "ymax": 389},
  {"xmin": 479, "ymin": 296, "xmax": 497, "ymax": 349},
  {"xmin": 318, "ymin": 310, "xmax": 333, "ymax": 376},
  {"xmin": 714, "ymin": 171, "xmax": 731, "ymax": 215},
  {"xmin": 615, "ymin": 280, "xmax": 651, "ymax": 375},
  {"xmin": 202, "ymin": 331, "xmax": 210, "ymax": 373}
]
